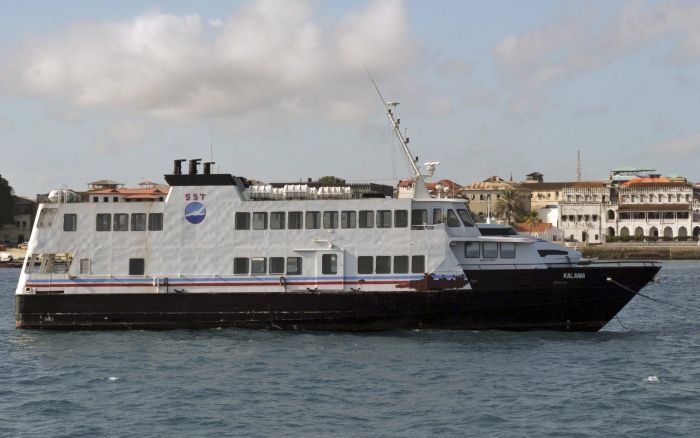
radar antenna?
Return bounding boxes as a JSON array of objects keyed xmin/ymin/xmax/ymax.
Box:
[{"xmin": 370, "ymin": 78, "xmax": 433, "ymax": 198}]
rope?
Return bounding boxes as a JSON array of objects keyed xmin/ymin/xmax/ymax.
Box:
[{"xmin": 606, "ymin": 277, "xmax": 700, "ymax": 314}]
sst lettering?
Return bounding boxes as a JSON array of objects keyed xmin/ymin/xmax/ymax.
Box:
[{"xmin": 185, "ymin": 193, "xmax": 207, "ymax": 201}]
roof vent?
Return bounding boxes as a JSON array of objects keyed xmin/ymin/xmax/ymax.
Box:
[{"xmin": 188, "ymin": 159, "xmax": 201, "ymax": 175}]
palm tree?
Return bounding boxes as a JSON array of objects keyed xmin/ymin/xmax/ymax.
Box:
[
  {"xmin": 494, "ymin": 188, "xmax": 525, "ymax": 224},
  {"xmin": 522, "ymin": 210, "xmax": 542, "ymax": 235}
]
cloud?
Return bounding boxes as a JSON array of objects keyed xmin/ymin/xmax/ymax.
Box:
[
  {"xmin": 493, "ymin": 1, "xmax": 700, "ymax": 89},
  {"xmin": 649, "ymin": 131, "xmax": 700, "ymax": 156},
  {"xmin": 3, "ymin": 0, "xmax": 414, "ymax": 122},
  {"xmin": 429, "ymin": 97, "xmax": 452, "ymax": 115}
]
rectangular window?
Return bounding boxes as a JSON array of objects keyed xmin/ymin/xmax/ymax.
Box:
[
  {"xmin": 286, "ymin": 257, "xmax": 302, "ymax": 275},
  {"xmin": 447, "ymin": 210, "xmax": 461, "ymax": 227},
  {"xmin": 270, "ymin": 212, "xmax": 285, "ymax": 229},
  {"xmin": 359, "ymin": 210, "xmax": 374, "ymax": 228},
  {"xmin": 305, "ymin": 211, "xmax": 320, "ymax": 229},
  {"xmin": 103, "ymin": 197, "xmax": 108, "ymax": 203},
  {"xmin": 79, "ymin": 258, "xmax": 91, "ymax": 275},
  {"xmin": 433, "ymin": 208, "xmax": 444, "ymax": 224},
  {"xmin": 93, "ymin": 196, "xmax": 98, "ymax": 202},
  {"xmin": 678, "ymin": 212, "xmax": 689, "ymax": 219},
  {"xmin": 663, "ymin": 212, "xmax": 675, "ymax": 219},
  {"xmin": 465, "ymin": 242, "xmax": 480, "ymax": 258},
  {"xmin": 148, "ymin": 213, "xmax": 163, "ymax": 231},
  {"xmin": 341, "ymin": 211, "xmax": 356, "ymax": 228},
  {"xmin": 376, "ymin": 210, "xmax": 392, "ymax": 228},
  {"xmin": 393, "ymin": 256, "xmax": 409, "ymax": 273},
  {"xmin": 394, "ymin": 210, "xmax": 408, "ymax": 228},
  {"xmin": 288, "ymin": 212, "xmax": 303, "ymax": 229},
  {"xmin": 358, "ymin": 256, "xmax": 373, "ymax": 274},
  {"xmin": 234, "ymin": 257, "xmax": 249, "ymax": 275},
  {"xmin": 323, "ymin": 211, "xmax": 339, "ymax": 229},
  {"xmin": 411, "ymin": 255, "xmax": 425, "ymax": 273},
  {"xmin": 63, "ymin": 213, "xmax": 77, "ymax": 231},
  {"xmin": 253, "ymin": 212, "xmax": 267, "ymax": 230},
  {"xmin": 376, "ymin": 256, "xmax": 391, "ymax": 274},
  {"xmin": 251, "ymin": 257, "xmax": 267, "ymax": 274},
  {"xmin": 129, "ymin": 258, "xmax": 145, "ymax": 275},
  {"xmin": 411, "ymin": 209, "xmax": 427, "ymax": 227},
  {"xmin": 269, "ymin": 257, "xmax": 285, "ymax": 274},
  {"xmin": 322, "ymin": 254, "xmax": 337, "ymax": 274},
  {"xmin": 648, "ymin": 212, "xmax": 660, "ymax": 220},
  {"xmin": 482, "ymin": 242, "xmax": 498, "ymax": 258},
  {"xmin": 131, "ymin": 213, "xmax": 146, "ymax": 231},
  {"xmin": 500, "ymin": 242, "xmax": 516, "ymax": 258},
  {"xmin": 113, "ymin": 214, "xmax": 128, "ymax": 231},
  {"xmin": 633, "ymin": 212, "xmax": 645, "ymax": 220},
  {"xmin": 235, "ymin": 212, "xmax": 251, "ymax": 230},
  {"xmin": 96, "ymin": 214, "xmax": 111, "ymax": 231}
]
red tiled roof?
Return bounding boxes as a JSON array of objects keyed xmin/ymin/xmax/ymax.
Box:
[
  {"xmin": 621, "ymin": 177, "xmax": 688, "ymax": 188},
  {"xmin": 514, "ymin": 223, "xmax": 552, "ymax": 233}
]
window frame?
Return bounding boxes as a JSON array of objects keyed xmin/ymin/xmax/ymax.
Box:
[
  {"xmin": 235, "ymin": 212, "xmax": 251, "ymax": 230},
  {"xmin": 131, "ymin": 213, "xmax": 146, "ymax": 231},
  {"xmin": 233, "ymin": 257, "xmax": 250, "ymax": 275},
  {"xmin": 63, "ymin": 213, "xmax": 77, "ymax": 232},
  {"xmin": 96, "ymin": 213, "xmax": 111, "ymax": 232},
  {"xmin": 357, "ymin": 256, "xmax": 373, "ymax": 274},
  {"xmin": 376, "ymin": 210, "xmax": 392, "ymax": 228},
  {"xmin": 358, "ymin": 210, "xmax": 374, "ymax": 228}
]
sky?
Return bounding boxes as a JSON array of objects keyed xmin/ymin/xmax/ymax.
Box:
[{"xmin": 1, "ymin": 0, "xmax": 700, "ymax": 196}]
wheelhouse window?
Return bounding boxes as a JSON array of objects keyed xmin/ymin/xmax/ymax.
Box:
[
  {"xmin": 113, "ymin": 214, "xmax": 128, "ymax": 231},
  {"xmin": 253, "ymin": 212, "xmax": 267, "ymax": 230},
  {"xmin": 234, "ymin": 257, "xmax": 249, "ymax": 275},
  {"xmin": 305, "ymin": 211, "xmax": 321, "ymax": 229},
  {"xmin": 323, "ymin": 211, "xmax": 339, "ymax": 229},
  {"xmin": 411, "ymin": 209, "xmax": 427, "ymax": 228},
  {"xmin": 376, "ymin": 211, "xmax": 392, "ymax": 228},
  {"xmin": 286, "ymin": 257, "xmax": 302, "ymax": 275},
  {"xmin": 341, "ymin": 211, "xmax": 356, "ymax": 228},
  {"xmin": 148, "ymin": 213, "xmax": 163, "ymax": 231},
  {"xmin": 269, "ymin": 257, "xmax": 285, "ymax": 274},
  {"xmin": 482, "ymin": 242, "xmax": 498, "ymax": 258},
  {"xmin": 270, "ymin": 212, "xmax": 285, "ymax": 230},
  {"xmin": 465, "ymin": 242, "xmax": 480, "ymax": 258},
  {"xmin": 131, "ymin": 213, "xmax": 146, "ymax": 231},
  {"xmin": 251, "ymin": 257, "xmax": 267, "ymax": 274},
  {"xmin": 63, "ymin": 214, "xmax": 77, "ymax": 231},
  {"xmin": 433, "ymin": 208, "xmax": 444, "ymax": 224},
  {"xmin": 235, "ymin": 212, "xmax": 250, "ymax": 230},
  {"xmin": 447, "ymin": 210, "xmax": 461, "ymax": 227},
  {"xmin": 129, "ymin": 258, "xmax": 145, "ymax": 275},
  {"xmin": 393, "ymin": 256, "xmax": 409, "ymax": 273},
  {"xmin": 394, "ymin": 210, "xmax": 408, "ymax": 228},
  {"xmin": 376, "ymin": 256, "xmax": 391, "ymax": 274},
  {"xmin": 457, "ymin": 209, "xmax": 475, "ymax": 227},
  {"xmin": 359, "ymin": 210, "xmax": 374, "ymax": 228},
  {"xmin": 358, "ymin": 256, "xmax": 373, "ymax": 274},
  {"xmin": 500, "ymin": 243, "xmax": 516, "ymax": 258},
  {"xmin": 96, "ymin": 214, "xmax": 111, "ymax": 231},
  {"xmin": 411, "ymin": 255, "xmax": 425, "ymax": 273},
  {"xmin": 322, "ymin": 254, "xmax": 337, "ymax": 274},
  {"xmin": 288, "ymin": 212, "xmax": 303, "ymax": 229}
]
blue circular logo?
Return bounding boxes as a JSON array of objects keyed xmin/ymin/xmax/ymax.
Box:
[{"xmin": 185, "ymin": 202, "xmax": 206, "ymax": 224}]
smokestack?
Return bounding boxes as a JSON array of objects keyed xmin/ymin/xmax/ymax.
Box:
[
  {"xmin": 173, "ymin": 159, "xmax": 186, "ymax": 175},
  {"xmin": 189, "ymin": 159, "xmax": 201, "ymax": 175},
  {"xmin": 204, "ymin": 162, "xmax": 215, "ymax": 175}
]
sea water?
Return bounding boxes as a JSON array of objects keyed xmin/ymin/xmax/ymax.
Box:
[{"xmin": 1, "ymin": 262, "xmax": 699, "ymax": 437}]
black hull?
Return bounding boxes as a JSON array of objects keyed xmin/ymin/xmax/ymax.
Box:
[{"xmin": 16, "ymin": 265, "xmax": 660, "ymax": 331}]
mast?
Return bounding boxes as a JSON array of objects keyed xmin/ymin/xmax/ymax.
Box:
[{"xmin": 371, "ymin": 79, "xmax": 435, "ymax": 199}]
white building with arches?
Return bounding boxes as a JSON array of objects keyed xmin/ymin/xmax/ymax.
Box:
[{"xmin": 605, "ymin": 177, "xmax": 693, "ymax": 241}]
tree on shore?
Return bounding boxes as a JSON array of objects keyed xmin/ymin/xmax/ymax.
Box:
[
  {"xmin": 0, "ymin": 174, "xmax": 15, "ymax": 225},
  {"xmin": 522, "ymin": 210, "xmax": 542, "ymax": 234},
  {"xmin": 494, "ymin": 188, "xmax": 524, "ymax": 224},
  {"xmin": 318, "ymin": 176, "xmax": 346, "ymax": 186}
]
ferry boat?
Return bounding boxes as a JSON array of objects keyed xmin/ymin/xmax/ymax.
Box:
[{"xmin": 15, "ymin": 96, "xmax": 660, "ymax": 331}]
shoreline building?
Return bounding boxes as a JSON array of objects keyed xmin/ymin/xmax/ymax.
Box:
[{"xmin": 460, "ymin": 176, "xmax": 531, "ymax": 223}]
